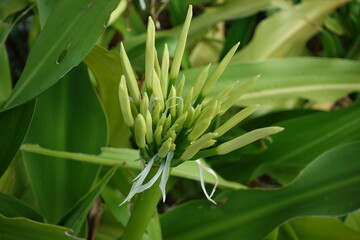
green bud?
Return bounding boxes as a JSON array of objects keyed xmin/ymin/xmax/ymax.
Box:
[
  {"xmin": 163, "ymin": 114, "xmax": 172, "ymax": 134},
  {"xmin": 193, "ymin": 104, "xmax": 202, "ymax": 122},
  {"xmin": 193, "ymin": 63, "xmax": 211, "ymax": 103},
  {"xmin": 215, "ymin": 105, "xmax": 258, "ymax": 137},
  {"xmin": 164, "ymin": 129, "xmax": 176, "ymax": 141},
  {"xmin": 181, "ymin": 133, "xmax": 218, "ymax": 160},
  {"xmin": 174, "ymin": 112, "xmax": 188, "ymax": 131},
  {"xmin": 154, "ymin": 47, "xmax": 161, "ymax": 76},
  {"xmin": 176, "ymin": 75, "xmax": 185, "ymax": 97},
  {"xmin": 169, "ymin": 5, "xmax": 192, "ymax": 85},
  {"xmin": 145, "ymin": 110, "xmax": 153, "ymax": 144},
  {"xmin": 183, "ymin": 107, "xmax": 195, "ymax": 128},
  {"xmin": 200, "ymin": 42, "xmax": 240, "ymax": 98},
  {"xmin": 145, "ymin": 17, "xmax": 155, "ymax": 91},
  {"xmin": 140, "ymin": 92, "xmax": 149, "ymax": 117},
  {"xmin": 221, "ymin": 76, "xmax": 259, "ymax": 114},
  {"xmin": 152, "ymin": 69, "xmax": 164, "ymax": 101},
  {"xmin": 206, "ymin": 81, "xmax": 239, "ymax": 107},
  {"xmin": 152, "ymin": 102, "xmax": 161, "ymax": 125},
  {"xmin": 216, "ymin": 127, "xmax": 284, "ymax": 155},
  {"xmin": 161, "ymin": 44, "xmax": 169, "ymax": 96},
  {"xmin": 197, "ymin": 101, "xmax": 218, "ymax": 123},
  {"xmin": 154, "ymin": 125, "xmax": 163, "ymax": 146},
  {"xmin": 158, "ymin": 137, "xmax": 173, "ymax": 158},
  {"xmin": 134, "ymin": 114, "xmax": 147, "ymax": 148},
  {"xmin": 167, "ymin": 86, "xmax": 177, "ymax": 119},
  {"xmin": 156, "ymin": 114, "xmax": 166, "ymax": 129},
  {"xmin": 188, "ymin": 118, "xmax": 212, "ymax": 142},
  {"xmin": 184, "ymin": 87, "xmax": 194, "ymax": 110},
  {"xmin": 177, "ymin": 100, "xmax": 184, "ymax": 116},
  {"xmin": 120, "ymin": 43, "xmax": 140, "ymax": 104},
  {"xmin": 118, "ymin": 76, "xmax": 134, "ymax": 127}
]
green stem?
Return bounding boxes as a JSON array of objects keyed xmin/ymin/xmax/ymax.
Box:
[{"xmin": 122, "ymin": 168, "xmax": 162, "ymax": 240}]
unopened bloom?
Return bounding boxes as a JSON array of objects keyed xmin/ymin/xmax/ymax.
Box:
[{"xmin": 118, "ymin": 6, "xmax": 283, "ymax": 205}]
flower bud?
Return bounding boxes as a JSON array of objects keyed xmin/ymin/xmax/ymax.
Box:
[
  {"xmin": 215, "ymin": 105, "xmax": 258, "ymax": 137},
  {"xmin": 181, "ymin": 133, "xmax": 218, "ymax": 160},
  {"xmin": 200, "ymin": 42, "xmax": 240, "ymax": 98},
  {"xmin": 158, "ymin": 138, "xmax": 173, "ymax": 158},
  {"xmin": 145, "ymin": 110, "xmax": 153, "ymax": 144},
  {"xmin": 221, "ymin": 76, "xmax": 259, "ymax": 114},
  {"xmin": 120, "ymin": 44, "xmax": 140, "ymax": 104},
  {"xmin": 161, "ymin": 44, "xmax": 169, "ymax": 96},
  {"xmin": 169, "ymin": 5, "xmax": 192, "ymax": 85},
  {"xmin": 188, "ymin": 118, "xmax": 212, "ymax": 142},
  {"xmin": 145, "ymin": 17, "xmax": 155, "ymax": 91},
  {"xmin": 134, "ymin": 114, "xmax": 147, "ymax": 148},
  {"xmin": 118, "ymin": 76, "xmax": 134, "ymax": 127},
  {"xmin": 216, "ymin": 127, "xmax": 284, "ymax": 155}
]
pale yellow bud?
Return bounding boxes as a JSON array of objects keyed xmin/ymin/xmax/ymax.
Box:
[{"xmin": 134, "ymin": 114, "xmax": 147, "ymax": 148}]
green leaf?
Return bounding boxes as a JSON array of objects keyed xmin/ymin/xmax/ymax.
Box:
[
  {"xmin": 251, "ymin": 103, "xmax": 360, "ymax": 183},
  {"xmin": 37, "ymin": 0, "xmax": 59, "ymax": 28},
  {"xmin": 0, "ymin": 193, "xmax": 42, "ymax": 221},
  {"xmin": 22, "ymin": 64, "xmax": 107, "ymax": 224},
  {"xmin": 0, "ymin": 45, "xmax": 12, "ymax": 106},
  {"xmin": 2, "ymin": 0, "xmax": 119, "ymax": 111},
  {"xmin": 20, "ymin": 145, "xmax": 245, "ymax": 190},
  {"xmin": 182, "ymin": 57, "xmax": 360, "ymax": 106},
  {"xmin": 59, "ymin": 166, "xmax": 118, "ymax": 235},
  {"xmin": 160, "ymin": 141, "xmax": 360, "ymax": 240},
  {"xmin": 0, "ymin": 214, "xmax": 78, "ymax": 240},
  {"xmin": 84, "ymin": 45, "xmax": 131, "ymax": 148},
  {"xmin": 0, "ymin": 102, "xmax": 35, "ymax": 177},
  {"xmin": 233, "ymin": 0, "xmax": 350, "ymax": 61},
  {"xmin": 277, "ymin": 217, "xmax": 360, "ymax": 240}
]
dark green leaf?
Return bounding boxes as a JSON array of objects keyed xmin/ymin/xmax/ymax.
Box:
[
  {"xmin": 0, "ymin": 102, "xmax": 35, "ymax": 176},
  {"xmin": 161, "ymin": 141, "xmax": 360, "ymax": 240},
  {"xmin": 2, "ymin": 0, "xmax": 119, "ymax": 111},
  {"xmin": 0, "ymin": 193, "xmax": 42, "ymax": 221},
  {"xmin": 23, "ymin": 64, "xmax": 107, "ymax": 223},
  {"xmin": 0, "ymin": 214, "xmax": 77, "ymax": 240},
  {"xmin": 59, "ymin": 166, "xmax": 118, "ymax": 235}
]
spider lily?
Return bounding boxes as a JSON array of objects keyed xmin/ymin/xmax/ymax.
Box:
[{"xmin": 118, "ymin": 6, "xmax": 283, "ymax": 205}]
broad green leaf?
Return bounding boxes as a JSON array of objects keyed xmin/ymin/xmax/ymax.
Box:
[
  {"xmin": 161, "ymin": 141, "xmax": 360, "ymax": 240},
  {"xmin": 182, "ymin": 57, "xmax": 360, "ymax": 106},
  {"xmin": 37, "ymin": 0, "xmax": 59, "ymax": 28},
  {"xmin": 20, "ymin": 145, "xmax": 245, "ymax": 190},
  {"xmin": 59, "ymin": 166, "xmax": 118, "ymax": 235},
  {"xmin": 22, "ymin": 64, "xmax": 107, "ymax": 224},
  {"xmin": 0, "ymin": 102, "xmax": 34, "ymax": 177},
  {"xmin": 2, "ymin": 0, "xmax": 119, "ymax": 111},
  {"xmin": 0, "ymin": 45, "xmax": 12, "ymax": 106},
  {"xmin": 0, "ymin": 193, "xmax": 42, "ymax": 221},
  {"xmin": 251, "ymin": 103, "xmax": 360, "ymax": 183},
  {"xmin": 233, "ymin": 0, "xmax": 350, "ymax": 61},
  {"xmin": 275, "ymin": 217, "xmax": 360, "ymax": 240},
  {"xmin": 0, "ymin": 215, "xmax": 77, "ymax": 240},
  {"xmin": 84, "ymin": 45, "xmax": 131, "ymax": 148}
]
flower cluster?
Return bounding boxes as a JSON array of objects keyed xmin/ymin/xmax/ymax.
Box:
[{"xmin": 118, "ymin": 6, "xmax": 283, "ymax": 204}]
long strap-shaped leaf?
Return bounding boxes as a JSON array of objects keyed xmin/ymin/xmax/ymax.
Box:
[
  {"xmin": 20, "ymin": 144, "xmax": 245, "ymax": 190},
  {"xmin": 2, "ymin": 0, "xmax": 119, "ymax": 112},
  {"xmin": 160, "ymin": 141, "xmax": 360, "ymax": 240}
]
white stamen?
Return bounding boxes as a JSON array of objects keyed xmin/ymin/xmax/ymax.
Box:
[
  {"xmin": 159, "ymin": 152, "xmax": 174, "ymax": 202},
  {"xmin": 196, "ymin": 159, "xmax": 218, "ymax": 204}
]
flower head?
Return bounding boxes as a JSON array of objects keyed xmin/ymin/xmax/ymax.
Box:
[{"xmin": 118, "ymin": 6, "xmax": 283, "ymax": 204}]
